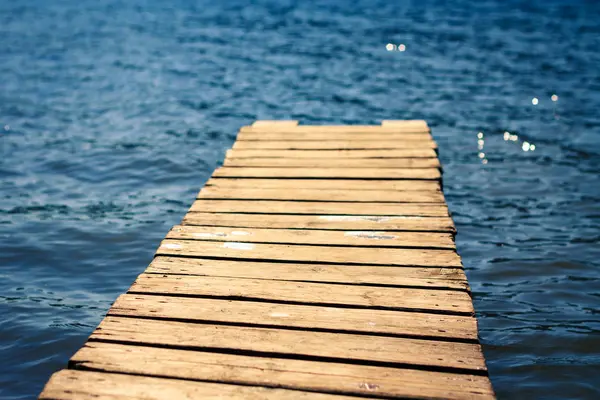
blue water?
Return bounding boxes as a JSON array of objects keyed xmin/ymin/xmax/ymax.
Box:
[{"xmin": 1, "ymin": 0, "xmax": 600, "ymax": 398}]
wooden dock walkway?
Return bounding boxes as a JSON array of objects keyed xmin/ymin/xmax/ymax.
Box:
[{"xmin": 39, "ymin": 120, "xmax": 495, "ymax": 399}]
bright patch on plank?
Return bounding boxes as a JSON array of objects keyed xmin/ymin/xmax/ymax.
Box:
[
  {"xmin": 231, "ymin": 231, "xmax": 250, "ymax": 236},
  {"xmin": 192, "ymin": 232, "xmax": 227, "ymax": 238},
  {"xmin": 161, "ymin": 243, "xmax": 182, "ymax": 250},
  {"xmin": 270, "ymin": 312, "xmax": 290, "ymax": 318},
  {"xmin": 223, "ymin": 242, "xmax": 254, "ymax": 250},
  {"xmin": 345, "ymin": 231, "xmax": 397, "ymax": 240},
  {"xmin": 319, "ymin": 215, "xmax": 415, "ymax": 222}
]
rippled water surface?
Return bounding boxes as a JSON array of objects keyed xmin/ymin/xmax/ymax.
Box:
[{"xmin": 2, "ymin": 0, "xmax": 600, "ymax": 398}]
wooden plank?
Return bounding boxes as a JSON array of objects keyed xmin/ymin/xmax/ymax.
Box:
[
  {"xmin": 90, "ymin": 317, "xmax": 486, "ymax": 371},
  {"xmin": 70, "ymin": 343, "xmax": 495, "ymax": 400},
  {"xmin": 197, "ymin": 187, "xmax": 445, "ymax": 203},
  {"xmin": 213, "ymin": 167, "xmax": 441, "ymax": 180},
  {"xmin": 252, "ymin": 120, "xmax": 299, "ymax": 128},
  {"xmin": 223, "ymin": 157, "xmax": 441, "ymax": 168},
  {"xmin": 110, "ymin": 294, "xmax": 476, "ymax": 340},
  {"xmin": 226, "ymin": 149, "xmax": 437, "ymax": 158},
  {"xmin": 147, "ymin": 256, "xmax": 468, "ymax": 289},
  {"xmin": 381, "ymin": 120, "xmax": 429, "ymax": 130},
  {"xmin": 232, "ymin": 140, "xmax": 437, "ymax": 150},
  {"xmin": 237, "ymin": 132, "xmax": 433, "ymax": 141},
  {"xmin": 244, "ymin": 123, "xmax": 429, "ymax": 133},
  {"xmin": 206, "ymin": 178, "xmax": 441, "ymax": 191},
  {"xmin": 156, "ymin": 239, "xmax": 462, "ymax": 267},
  {"xmin": 182, "ymin": 213, "xmax": 456, "ymax": 233},
  {"xmin": 189, "ymin": 200, "xmax": 449, "ymax": 216},
  {"xmin": 40, "ymin": 370, "xmax": 351, "ymax": 400},
  {"xmin": 130, "ymin": 274, "xmax": 473, "ymax": 314},
  {"xmin": 166, "ymin": 225, "xmax": 456, "ymax": 249}
]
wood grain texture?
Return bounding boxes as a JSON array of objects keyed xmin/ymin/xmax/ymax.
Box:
[
  {"xmin": 237, "ymin": 132, "xmax": 433, "ymax": 141},
  {"xmin": 129, "ymin": 274, "xmax": 473, "ymax": 314},
  {"xmin": 226, "ymin": 149, "xmax": 438, "ymax": 158},
  {"xmin": 38, "ymin": 121, "xmax": 494, "ymax": 400},
  {"xmin": 206, "ymin": 178, "xmax": 442, "ymax": 191},
  {"xmin": 110, "ymin": 294, "xmax": 476, "ymax": 340},
  {"xmin": 156, "ymin": 238, "xmax": 462, "ymax": 267},
  {"xmin": 166, "ymin": 225, "xmax": 456, "ymax": 249},
  {"xmin": 232, "ymin": 140, "xmax": 437, "ymax": 150},
  {"xmin": 224, "ymin": 157, "xmax": 441, "ymax": 168},
  {"xmin": 90, "ymin": 317, "xmax": 486, "ymax": 371},
  {"xmin": 381, "ymin": 120, "xmax": 429, "ymax": 130},
  {"xmin": 70, "ymin": 343, "xmax": 495, "ymax": 399},
  {"xmin": 147, "ymin": 256, "xmax": 469, "ymax": 289},
  {"xmin": 40, "ymin": 370, "xmax": 350, "ymax": 400},
  {"xmin": 197, "ymin": 186, "xmax": 445, "ymax": 203},
  {"xmin": 189, "ymin": 200, "xmax": 449, "ymax": 216},
  {"xmin": 213, "ymin": 167, "xmax": 441, "ymax": 180},
  {"xmin": 252, "ymin": 120, "xmax": 299, "ymax": 128},
  {"xmin": 244, "ymin": 122, "xmax": 429, "ymax": 133},
  {"xmin": 182, "ymin": 212, "xmax": 456, "ymax": 233}
]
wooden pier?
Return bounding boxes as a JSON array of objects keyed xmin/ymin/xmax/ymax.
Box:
[{"xmin": 39, "ymin": 120, "xmax": 495, "ymax": 399}]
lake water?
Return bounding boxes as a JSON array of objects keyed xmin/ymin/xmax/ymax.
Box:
[{"xmin": 1, "ymin": 0, "xmax": 599, "ymax": 398}]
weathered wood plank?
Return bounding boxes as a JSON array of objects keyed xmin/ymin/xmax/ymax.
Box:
[
  {"xmin": 223, "ymin": 157, "xmax": 441, "ymax": 168},
  {"xmin": 147, "ymin": 256, "xmax": 468, "ymax": 289},
  {"xmin": 197, "ymin": 187, "xmax": 445, "ymax": 203},
  {"xmin": 90, "ymin": 317, "xmax": 487, "ymax": 371},
  {"xmin": 226, "ymin": 149, "xmax": 438, "ymax": 158},
  {"xmin": 252, "ymin": 120, "xmax": 299, "ymax": 128},
  {"xmin": 213, "ymin": 167, "xmax": 441, "ymax": 180},
  {"xmin": 110, "ymin": 294, "xmax": 476, "ymax": 340},
  {"xmin": 189, "ymin": 200, "xmax": 449, "ymax": 216},
  {"xmin": 182, "ymin": 213, "xmax": 456, "ymax": 233},
  {"xmin": 156, "ymin": 239, "xmax": 462, "ymax": 267},
  {"xmin": 206, "ymin": 178, "xmax": 441, "ymax": 191},
  {"xmin": 381, "ymin": 120, "xmax": 429, "ymax": 130},
  {"xmin": 40, "ymin": 370, "xmax": 350, "ymax": 400},
  {"xmin": 232, "ymin": 140, "xmax": 437, "ymax": 150},
  {"xmin": 237, "ymin": 132, "xmax": 433, "ymax": 141},
  {"xmin": 167, "ymin": 225, "xmax": 456, "ymax": 249},
  {"xmin": 70, "ymin": 343, "xmax": 495, "ymax": 400},
  {"xmin": 244, "ymin": 122, "xmax": 429, "ymax": 133},
  {"xmin": 130, "ymin": 274, "xmax": 473, "ymax": 314}
]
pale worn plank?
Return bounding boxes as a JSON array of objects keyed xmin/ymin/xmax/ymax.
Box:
[
  {"xmin": 223, "ymin": 157, "xmax": 441, "ymax": 168},
  {"xmin": 156, "ymin": 239, "xmax": 462, "ymax": 267},
  {"xmin": 90, "ymin": 317, "xmax": 487, "ymax": 371},
  {"xmin": 40, "ymin": 370, "xmax": 349, "ymax": 400},
  {"xmin": 130, "ymin": 274, "xmax": 473, "ymax": 314},
  {"xmin": 189, "ymin": 200, "xmax": 449, "ymax": 216},
  {"xmin": 226, "ymin": 149, "xmax": 438, "ymax": 159},
  {"xmin": 244, "ymin": 123, "xmax": 429, "ymax": 133},
  {"xmin": 213, "ymin": 167, "xmax": 441, "ymax": 180},
  {"xmin": 197, "ymin": 187, "xmax": 445, "ymax": 203},
  {"xmin": 70, "ymin": 343, "xmax": 495, "ymax": 400},
  {"xmin": 167, "ymin": 225, "xmax": 456, "ymax": 249},
  {"xmin": 232, "ymin": 140, "xmax": 437, "ymax": 150},
  {"xmin": 147, "ymin": 256, "xmax": 468, "ymax": 289},
  {"xmin": 237, "ymin": 132, "xmax": 433, "ymax": 141},
  {"xmin": 252, "ymin": 120, "xmax": 299, "ymax": 128},
  {"xmin": 206, "ymin": 178, "xmax": 441, "ymax": 191},
  {"xmin": 182, "ymin": 213, "xmax": 456, "ymax": 233},
  {"xmin": 110, "ymin": 294, "xmax": 476, "ymax": 340}
]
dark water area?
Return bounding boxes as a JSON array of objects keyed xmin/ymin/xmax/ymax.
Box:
[{"xmin": 1, "ymin": 0, "xmax": 600, "ymax": 398}]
